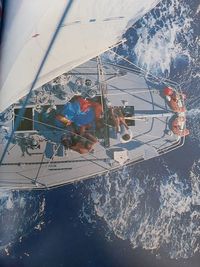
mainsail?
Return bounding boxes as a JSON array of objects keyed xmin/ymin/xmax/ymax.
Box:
[{"xmin": 0, "ymin": 0, "xmax": 159, "ymax": 112}]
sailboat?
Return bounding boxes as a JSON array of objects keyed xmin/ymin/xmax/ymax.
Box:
[{"xmin": 0, "ymin": 0, "xmax": 189, "ymax": 190}]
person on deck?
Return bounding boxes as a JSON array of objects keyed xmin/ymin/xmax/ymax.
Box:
[
  {"xmin": 108, "ymin": 107, "xmax": 133, "ymax": 143},
  {"xmin": 61, "ymin": 132, "xmax": 98, "ymax": 154},
  {"xmin": 55, "ymin": 96, "xmax": 102, "ymax": 131},
  {"xmin": 57, "ymin": 97, "xmax": 102, "ymax": 154},
  {"xmin": 55, "ymin": 96, "xmax": 103, "ymax": 139}
]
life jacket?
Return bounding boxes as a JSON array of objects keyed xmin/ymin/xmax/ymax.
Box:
[
  {"xmin": 163, "ymin": 87, "xmax": 186, "ymax": 113},
  {"xmin": 169, "ymin": 93, "xmax": 186, "ymax": 113},
  {"xmin": 76, "ymin": 97, "xmax": 102, "ymax": 119},
  {"xmin": 171, "ymin": 116, "xmax": 189, "ymax": 137},
  {"xmin": 77, "ymin": 97, "xmax": 91, "ymax": 112}
]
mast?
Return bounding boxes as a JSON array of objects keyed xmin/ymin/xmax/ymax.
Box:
[{"xmin": 97, "ymin": 56, "xmax": 110, "ymax": 147}]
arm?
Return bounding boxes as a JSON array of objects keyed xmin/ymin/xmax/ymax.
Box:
[
  {"xmin": 55, "ymin": 114, "xmax": 72, "ymax": 126},
  {"xmin": 119, "ymin": 117, "xmax": 129, "ymax": 130}
]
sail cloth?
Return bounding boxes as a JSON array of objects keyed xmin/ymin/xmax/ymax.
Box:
[{"xmin": 0, "ymin": 0, "xmax": 159, "ymax": 112}]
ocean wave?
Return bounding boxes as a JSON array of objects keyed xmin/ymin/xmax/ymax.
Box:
[
  {"xmin": 0, "ymin": 191, "xmax": 45, "ymax": 255},
  {"xmin": 187, "ymin": 108, "xmax": 200, "ymax": 145},
  {"xmin": 113, "ymin": 0, "xmax": 199, "ymax": 85},
  {"xmin": 84, "ymin": 160, "xmax": 200, "ymax": 259}
]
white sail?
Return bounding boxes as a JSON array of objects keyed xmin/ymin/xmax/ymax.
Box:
[{"xmin": 0, "ymin": 0, "xmax": 159, "ymax": 112}]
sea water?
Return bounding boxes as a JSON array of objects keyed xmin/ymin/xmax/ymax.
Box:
[{"xmin": 0, "ymin": 0, "xmax": 199, "ymax": 266}]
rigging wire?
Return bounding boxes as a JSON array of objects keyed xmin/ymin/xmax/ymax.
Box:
[
  {"xmin": 107, "ymin": 49, "xmax": 181, "ymax": 87},
  {"xmin": 0, "ymin": 0, "xmax": 74, "ymax": 165},
  {"xmin": 103, "ymin": 49, "xmax": 185, "ymax": 109}
]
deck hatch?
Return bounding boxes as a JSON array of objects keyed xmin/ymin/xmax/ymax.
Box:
[{"xmin": 14, "ymin": 108, "xmax": 33, "ymax": 131}]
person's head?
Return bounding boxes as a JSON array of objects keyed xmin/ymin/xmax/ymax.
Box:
[
  {"xmin": 61, "ymin": 135, "xmax": 71, "ymax": 148},
  {"xmin": 121, "ymin": 133, "xmax": 131, "ymax": 141},
  {"xmin": 85, "ymin": 141, "xmax": 92, "ymax": 150}
]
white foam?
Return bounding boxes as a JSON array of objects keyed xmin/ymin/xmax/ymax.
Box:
[
  {"xmin": 0, "ymin": 192, "xmax": 46, "ymax": 253},
  {"xmin": 85, "ymin": 163, "xmax": 200, "ymax": 259},
  {"xmin": 6, "ymin": 195, "xmax": 14, "ymax": 210},
  {"xmin": 132, "ymin": 0, "xmax": 193, "ymax": 77},
  {"xmin": 197, "ymin": 4, "xmax": 200, "ymax": 14}
]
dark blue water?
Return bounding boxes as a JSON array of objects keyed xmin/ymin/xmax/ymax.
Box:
[{"xmin": 0, "ymin": 0, "xmax": 200, "ymax": 266}]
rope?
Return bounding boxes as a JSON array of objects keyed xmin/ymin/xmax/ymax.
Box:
[
  {"xmin": 33, "ymin": 154, "xmax": 45, "ymax": 185},
  {"xmin": 0, "ymin": 0, "xmax": 74, "ymax": 165}
]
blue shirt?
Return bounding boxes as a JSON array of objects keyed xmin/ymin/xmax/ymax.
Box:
[{"xmin": 55, "ymin": 101, "xmax": 95, "ymax": 127}]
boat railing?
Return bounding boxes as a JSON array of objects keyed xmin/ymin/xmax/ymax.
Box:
[{"xmin": 157, "ymin": 136, "xmax": 185, "ymax": 155}]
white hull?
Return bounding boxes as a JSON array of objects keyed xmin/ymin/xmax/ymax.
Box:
[{"xmin": 0, "ymin": 60, "xmax": 186, "ymax": 189}]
